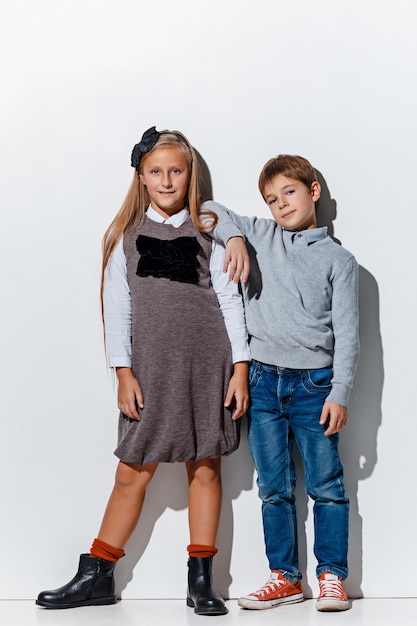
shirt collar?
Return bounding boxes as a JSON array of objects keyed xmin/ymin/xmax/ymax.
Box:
[
  {"xmin": 284, "ymin": 226, "xmax": 328, "ymax": 246},
  {"xmin": 146, "ymin": 205, "xmax": 190, "ymax": 228}
]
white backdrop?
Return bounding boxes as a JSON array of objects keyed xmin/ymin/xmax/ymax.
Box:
[{"xmin": 1, "ymin": 0, "xmax": 416, "ymax": 600}]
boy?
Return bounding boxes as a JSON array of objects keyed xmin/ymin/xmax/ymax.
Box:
[{"xmin": 207, "ymin": 154, "xmax": 359, "ymax": 612}]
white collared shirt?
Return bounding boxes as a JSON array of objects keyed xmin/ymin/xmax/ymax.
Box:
[{"xmin": 103, "ymin": 207, "xmax": 250, "ymax": 367}]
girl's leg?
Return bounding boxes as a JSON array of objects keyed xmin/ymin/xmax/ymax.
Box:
[
  {"xmin": 96, "ymin": 460, "xmax": 159, "ymax": 549},
  {"xmin": 185, "ymin": 457, "xmax": 227, "ymax": 616},
  {"xmin": 186, "ymin": 457, "xmax": 222, "ymax": 544},
  {"xmin": 36, "ymin": 460, "xmax": 158, "ymax": 610}
]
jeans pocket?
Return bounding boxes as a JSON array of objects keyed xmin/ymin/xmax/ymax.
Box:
[
  {"xmin": 249, "ymin": 360, "xmax": 263, "ymax": 390},
  {"xmin": 302, "ymin": 367, "xmax": 333, "ymax": 394}
]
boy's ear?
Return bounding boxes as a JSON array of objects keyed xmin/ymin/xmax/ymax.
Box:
[{"xmin": 311, "ymin": 181, "xmax": 321, "ymax": 202}]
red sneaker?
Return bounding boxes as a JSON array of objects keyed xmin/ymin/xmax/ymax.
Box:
[
  {"xmin": 238, "ymin": 570, "xmax": 303, "ymax": 610},
  {"xmin": 316, "ymin": 572, "xmax": 350, "ymax": 611}
]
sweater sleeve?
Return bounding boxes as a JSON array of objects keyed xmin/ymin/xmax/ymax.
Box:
[
  {"xmin": 326, "ymin": 255, "xmax": 360, "ymax": 407},
  {"xmin": 203, "ymin": 200, "xmax": 258, "ymax": 243}
]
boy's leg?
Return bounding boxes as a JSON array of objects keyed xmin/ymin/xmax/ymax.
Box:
[
  {"xmin": 289, "ymin": 371, "xmax": 349, "ymax": 579},
  {"xmin": 247, "ymin": 363, "xmax": 300, "ymax": 580},
  {"xmin": 238, "ymin": 362, "xmax": 303, "ymax": 610},
  {"xmin": 290, "ymin": 368, "xmax": 350, "ymax": 610}
]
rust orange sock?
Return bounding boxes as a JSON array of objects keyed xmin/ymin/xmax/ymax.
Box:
[
  {"xmin": 90, "ymin": 538, "xmax": 125, "ymax": 562},
  {"xmin": 187, "ymin": 544, "xmax": 218, "ymax": 558}
]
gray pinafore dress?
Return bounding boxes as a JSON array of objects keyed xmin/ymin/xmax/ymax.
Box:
[{"xmin": 114, "ymin": 214, "xmax": 238, "ymax": 465}]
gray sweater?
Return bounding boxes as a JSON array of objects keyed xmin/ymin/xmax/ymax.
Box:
[{"xmin": 206, "ymin": 201, "xmax": 359, "ymax": 407}]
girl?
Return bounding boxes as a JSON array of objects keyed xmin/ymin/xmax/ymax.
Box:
[{"xmin": 36, "ymin": 127, "xmax": 250, "ymax": 616}]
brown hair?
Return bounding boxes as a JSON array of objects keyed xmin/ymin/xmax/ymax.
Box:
[
  {"xmin": 100, "ymin": 130, "xmax": 218, "ymax": 318},
  {"xmin": 258, "ymin": 154, "xmax": 317, "ymax": 199}
]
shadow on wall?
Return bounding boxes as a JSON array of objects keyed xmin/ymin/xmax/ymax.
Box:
[
  {"xmin": 295, "ymin": 258, "xmax": 384, "ymax": 599},
  {"xmin": 342, "ymin": 264, "xmax": 383, "ymax": 598},
  {"xmin": 196, "ymin": 149, "xmax": 213, "ymax": 203}
]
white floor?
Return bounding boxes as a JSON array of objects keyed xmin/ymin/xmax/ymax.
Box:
[{"xmin": 1, "ymin": 599, "xmax": 416, "ymax": 626}]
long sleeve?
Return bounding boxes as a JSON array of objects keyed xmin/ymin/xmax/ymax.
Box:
[
  {"xmin": 326, "ymin": 255, "xmax": 360, "ymax": 406},
  {"xmin": 209, "ymin": 241, "xmax": 250, "ymax": 364},
  {"xmin": 204, "ymin": 199, "xmax": 262, "ymax": 243},
  {"xmin": 103, "ymin": 237, "xmax": 132, "ymax": 368}
]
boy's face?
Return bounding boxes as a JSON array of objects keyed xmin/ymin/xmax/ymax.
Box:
[{"xmin": 263, "ymin": 174, "xmax": 321, "ymax": 231}]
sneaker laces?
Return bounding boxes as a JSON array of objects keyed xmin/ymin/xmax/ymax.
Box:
[
  {"xmin": 319, "ymin": 575, "xmax": 344, "ymax": 598},
  {"xmin": 253, "ymin": 573, "xmax": 286, "ymax": 598}
]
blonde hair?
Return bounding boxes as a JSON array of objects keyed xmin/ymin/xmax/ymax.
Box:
[{"xmin": 100, "ymin": 130, "xmax": 218, "ymax": 316}]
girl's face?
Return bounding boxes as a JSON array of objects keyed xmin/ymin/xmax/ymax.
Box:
[{"xmin": 140, "ymin": 146, "xmax": 191, "ymax": 219}]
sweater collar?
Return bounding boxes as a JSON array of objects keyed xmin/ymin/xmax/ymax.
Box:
[{"xmin": 284, "ymin": 226, "xmax": 328, "ymax": 246}]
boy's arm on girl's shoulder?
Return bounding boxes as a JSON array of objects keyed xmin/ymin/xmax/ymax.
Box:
[
  {"xmin": 203, "ymin": 200, "xmax": 255, "ymax": 283},
  {"xmin": 203, "ymin": 200, "xmax": 258, "ymax": 243},
  {"xmin": 223, "ymin": 236, "xmax": 250, "ymax": 284}
]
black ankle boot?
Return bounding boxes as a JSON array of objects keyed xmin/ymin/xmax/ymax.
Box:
[
  {"xmin": 36, "ymin": 554, "xmax": 117, "ymax": 609},
  {"xmin": 186, "ymin": 556, "xmax": 227, "ymax": 615}
]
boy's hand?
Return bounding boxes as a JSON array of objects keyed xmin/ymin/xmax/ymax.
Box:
[
  {"xmin": 224, "ymin": 361, "xmax": 249, "ymax": 420},
  {"xmin": 116, "ymin": 367, "xmax": 144, "ymax": 420},
  {"xmin": 223, "ymin": 236, "xmax": 250, "ymax": 283},
  {"xmin": 319, "ymin": 401, "xmax": 348, "ymax": 436}
]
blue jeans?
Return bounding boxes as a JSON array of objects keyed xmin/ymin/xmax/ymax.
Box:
[{"xmin": 247, "ymin": 360, "xmax": 349, "ymax": 581}]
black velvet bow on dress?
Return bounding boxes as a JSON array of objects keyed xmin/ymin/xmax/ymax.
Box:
[{"xmin": 136, "ymin": 234, "xmax": 201, "ymax": 285}]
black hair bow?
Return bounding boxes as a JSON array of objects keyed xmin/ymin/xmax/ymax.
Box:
[{"xmin": 131, "ymin": 126, "xmax": 160, "ymax": 169}]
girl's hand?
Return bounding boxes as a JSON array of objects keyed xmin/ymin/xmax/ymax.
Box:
[
  {"xmin": 224, "ymin": 361, "xmax": 249, "ymax": 420},
  {"xmin": 319, "ymin": 401, "xmax": 348, "ymax": 436},
  {"xmin": 116, "ymin": 367, "xmax": 144, "ymax": 421},
  {"xmin": 223, "ymin": 237, "xmax": 250, "ymax": 284}
]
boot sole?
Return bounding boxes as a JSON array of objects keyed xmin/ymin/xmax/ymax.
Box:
[
  {"xmin": 36, "ymin": 597, "xmax": 117, "ymax": 609},
  {"xmin": 186, "ymin": 597, "xmax": 228, "ymax": 615}
]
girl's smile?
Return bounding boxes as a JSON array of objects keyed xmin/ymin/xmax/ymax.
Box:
[{"xmin": 140, "ymin": 147, "xmax": 191, "ymax": 219}]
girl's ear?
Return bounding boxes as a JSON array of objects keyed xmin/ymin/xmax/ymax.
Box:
[
  {"xmin": 139, "ymin": 172, "xmax": 146, "ymax": 186},
  {"xmin": 311, "ymin": 181, "xmax": 321, "ymax": 202}
]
